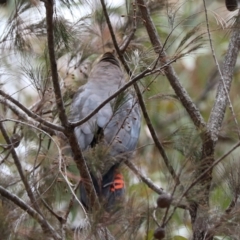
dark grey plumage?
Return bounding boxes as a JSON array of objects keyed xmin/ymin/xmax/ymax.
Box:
[{"xmin": 70, "ymin": 52, "xmax": 141, "ymax": 210}]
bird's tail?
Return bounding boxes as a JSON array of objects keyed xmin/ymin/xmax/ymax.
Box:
[{"xmin": 80, "ymin": 164, "xmax": 125, "ymax": 211}]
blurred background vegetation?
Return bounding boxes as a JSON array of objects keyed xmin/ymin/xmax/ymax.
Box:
[{"xmin": 0, "ymin": 0, "xmax": 240, "ymax": 239}]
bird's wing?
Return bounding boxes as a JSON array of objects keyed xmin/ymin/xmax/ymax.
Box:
[
  {"xmin": 70, "ymin": 87, "xmax": 140, "ymax": 156},
  {"xmin": 69, "ymin": 86, "xmax": 113, "ymax": 151},
  {"xmin": 69, "ymin": 52, "xmax": 141, "ymax": 170},
  {"xmin": 104, "ymin": 92, "xmax": 141, "ymax": 157}
]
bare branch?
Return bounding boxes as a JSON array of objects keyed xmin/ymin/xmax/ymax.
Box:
[
  {"xmin": 190, "ymin": 9, "xmax": 240, "ymax": 235},
  {"xmin": 44, "ymin": 0, "xmax": 68, "ymax": 127},
  {"xmin": 119, "ymin": 1, "xmax": 137, "ymax": 53},
  {"xmin": 208, "ymin": 11, "xmax": 240, "ymax": 142},
  {"xmin": 0, "ymin": 96, "xmax": 56, "ymax": 135},
  {"xmin": 136, "ymin": 0, "xmax": 206, "ymax": 130},
  {"xmin": 42, "ymin": 0, "xmax": 100, "ymax": 210},
  {"xmin": 207, "ymin": 193, "xmax": 239, "ymax": 238},
  {"xmin": 165, "ymin": 140, "xmax": 240, "ymax": 225},
  {"xmin": 0, "ymin": 185, "xmax": 61, "ymax": 240},
  {"xmin": 37, "ymin": 189, "xmax": 63, "ymax": 223},
  {"xmin": 69, "ymin": 60, "xmax": 177, "ymax": 131},
  {"xmin": 70, "ymin": 67, "xmax": 151, "ymax": 127},
  {"xmin": 119, "ymin": 29, "xmax": 135, "ymax": 53},
  {"xmin": 0, "ymin": 120, "xmax": 61, "ymax": 240},
  {"xmin": 138, "ymin": 91, "xmax": 180, "ymax": 184},
  {"xmin": 125, "ymin": 160, "xmax": 164, "ymax": 195},
  {"xmin": 61, "ymin": 182, "xmax": 82, "ymax": 238},
  {"xmin": 203, "ymin": 2, "xmax": 240, "ymax": 141},
  {"xmin": 0, "ymin": 90, "xmax": 64, "ymax": 132},
  {"xmin": 0, "ymin": 117, "xmax": 92, "ymax": 213},
  {"xmin": 100, "ymin": 0, "xmax": 179, "ymax": 185},
  {"xmin": 0, "ymin": 120, "xmax": 39, "ymax": 209}
]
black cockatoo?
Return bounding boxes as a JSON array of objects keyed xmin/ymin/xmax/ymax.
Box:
[{"xmin": 70, "ymin": 52, "xmax": 141, "ymax": 210}]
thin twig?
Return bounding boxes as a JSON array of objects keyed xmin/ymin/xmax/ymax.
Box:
[
  {"xmin": 125, "ymin": 160, "xmax": 163, "ymax": 195},
  {"xmin": 70, "ymin": 67, "xmax": 151, "ymax": 127},
  {"xmin": 44, "ymin": 0, "xmax": 99, "ymax": 210},
  {"xmin": 0, "ymin": 121, "xmax": 39, "ymax": 210},
  {"xmin": 61, "ymin": 182, "xmax": 83, "ymax": 239},
  {"xmin": 0, "ymin": 118, "xmax": 88, "ymax": 211},
  {"xmin": 119, "ymin": 0, "xmax": 137, "ymax": 53},
  {"xmin": 37, "ymin": 189, "xmax": 63, "ymax": 222},
  {"xmin": 138, "ymin": 89, "xmax": 180, "ymax": 184},
  {"xmin": 126, "ymin": 160, "xmax": 187, "ymax": 210},
  {"xmin": 205, "ymin": 5, "xmax": 240, "ymax": 142},
  {"xmin": 190, "ymin": 9, "xmax": 240, "ymax": 234},
  {"xmin": 0, "ymin": 186, "xmax": 61, "ymax": 240},
  {"xmin": 0, "ymin": 91, "xmax": 63, "ymax": 132},
  {"xmin": 225, "ymin": 196, "xmax": 237, "ymax": 214},
  {"xmin": 0, "ymin": 120, "xmax": 61, "ymax": 239},
  {"xmin": 44, "ymin": 0, "xmax": 68, "ymax": 127},
  {"xmin": 66, "ymin": 131, "xmax": 100, "ymax": 210},
  {"xmin": 32, "ymin": 134, "xmax": 43, "ymax": 184},
  {"xmin": 63, "ymin": 181, "xmax": 81, "ymax": 222},
  {"xmin": 101, "ymin": 0, "xmax": 179, "ymax": 184},
  {"xmin": 136, "ymin": 0, "xmax": 206, "ymax": 130},
  {"xmin": 100, "ymin": 0, "xmax": 130, "ymax": 74},
  {"xmin": 119, "ymin": 30, "xmax": 135, "ymax": 53},
  {"xmin": 70, "ymin": 59, "xmax": 174, "ymax": 129},
  {"xmin": 0, "ymin": 148, "xmax": 12, "ymax": 165},
  {"xmin": 165, "ymin": 140, "xmax": 240, "ymax": 225},
  {"xmin": 206, "ymin": 195, "xmax": 238, "ymax": 238}
]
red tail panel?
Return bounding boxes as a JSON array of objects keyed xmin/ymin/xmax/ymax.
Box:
[{"xmin": 110, "ymin": 173, "xmax": 125, "ymax": 192}]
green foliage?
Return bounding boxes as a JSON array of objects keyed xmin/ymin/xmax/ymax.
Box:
[{"xmin": 173, "ymin": 236, "xmax": 188, "ymax": 240}]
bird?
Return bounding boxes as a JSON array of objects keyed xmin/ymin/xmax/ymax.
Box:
[
  {"xmin": 69, "ymin": 52, "xmax": 141, "ymax": 211},
  {"xmin": 225, "ymin": 0, "xmax": 240, "ymax": 11}
]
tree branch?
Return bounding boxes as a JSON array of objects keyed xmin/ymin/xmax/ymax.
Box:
[
  {"xmin": 0, "ymin": 96, "xmax": 56, "ymax": 135},
  {"xmin": 0, "ymin": 121, "xmax": 39, "ymax": 209},
  {"xmin": 69, "ymin": 60, "xmax": 176, "ymax": 129},
  {"xmin": 165, "ymin": 140, "xmax": 240, "ymax": 226},
  {"xmin": 125, "ymin": 160, "xmax": 164, "ymax": 195},
  {"xmin": 43, "ymin": 0, "xmax": 99, "ymax": 210},
  {"xmin": 137, "ymin": 90, "xmax": 180, "ymax": 184},
  {"xmin": 44, "ymin": 0, "xmax": 68, "ymax": 127},
  {"xmin": 136, "ymin": 0, "xmax": 206, "ymax": 130},
  {"xmin": 203, "ymin": 1, "xmax": 240, "ymax": 141},
  {"xmin": 0, "ymin": 185, "xmax": 61, "ymax": 240},
  {"xmin": 101, "ymin": 0, "xmax": 179, "ymax": 184},
  {"xmin": 0, "ymin": 90, "xmax": 64, "ymax": 132},
  {"xmin": 189, "ymin": 9, "xmax": 240, "ymax": 239},
  {"xmin": 208, "ymin": 12, "xmax": 240, "ymax": 142},
  {"xmin": 0, "ymin": 120, "xmax": 62, "ymax": 239},
  {"xmin": 70, "ymin": 67, "xmax": 150, "ymax": 127}
]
